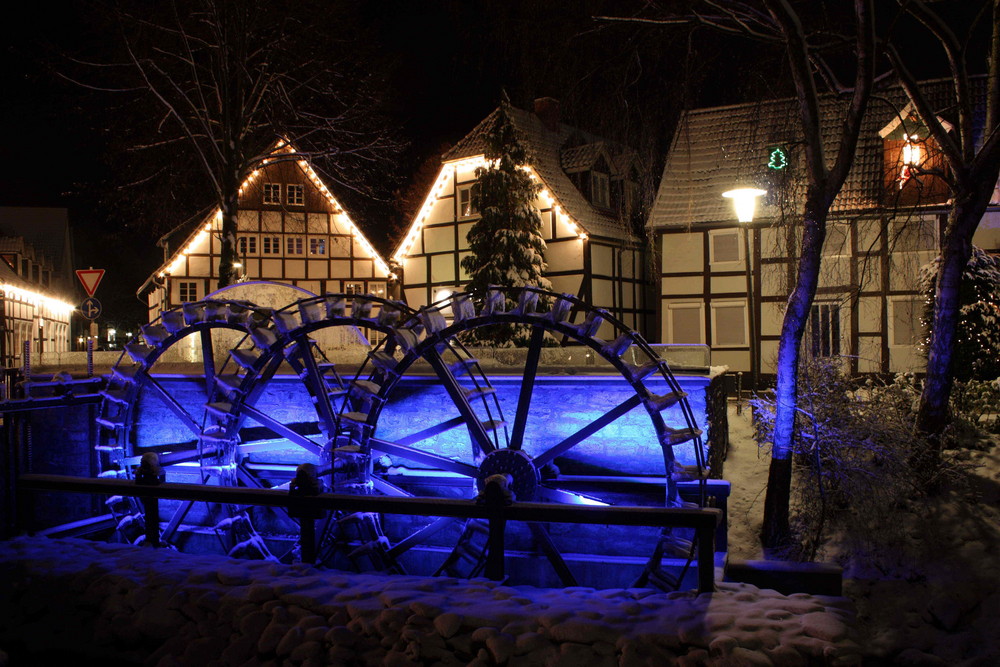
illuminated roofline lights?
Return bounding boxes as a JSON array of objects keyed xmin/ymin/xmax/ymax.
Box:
[
  {"xmin": 391, "ymin": 156, "xmax": 588, "ymax": 261},
  {"xmin": 158, "ymin": 139, "xmax": 391, "ymax": 278},
  {"xmin": 1, "ymin": 284, "xmax": 75, "ymax": 315}
]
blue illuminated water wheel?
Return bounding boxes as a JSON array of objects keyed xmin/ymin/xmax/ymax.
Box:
[{"xmin": 95, "ymin": 299, "xmax": 285, "ymax": 557}]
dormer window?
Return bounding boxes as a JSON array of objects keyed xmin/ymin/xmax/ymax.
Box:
[
  {"xmin": 898, "ymin": 134, "xmax": 922, "ymax": 188},
  {"xmin": 263, "ymin": 183, "xmax": 281, "ymax": 205},
  {"xmin": 591, "ymin": 171, "xmax": 610, "ymax": 208},
  {"xmin": 880, "ymin": 107, "xmax": 951, "ymax": 205}
]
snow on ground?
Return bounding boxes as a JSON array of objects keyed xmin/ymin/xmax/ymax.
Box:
[
  {"xmin": 0, "ymin": 536, "xmax": 861, "ymax": 666},
  {"xmin": 723, "ymin": 403, "xmax": 1000, "ymax": 665}
]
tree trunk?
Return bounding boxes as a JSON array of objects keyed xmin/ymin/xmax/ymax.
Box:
[
  {"xmin": 761, "ymin": 196, "xmax": 827, "ymax": 550},
  {"xmin": 218, "ymin": 180, "xmax": 239, "ymax": 290}
]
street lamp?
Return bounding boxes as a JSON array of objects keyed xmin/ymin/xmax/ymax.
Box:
[{"xmin": 722, "ymin": 187, "xmax": 766, "ymax": 394}]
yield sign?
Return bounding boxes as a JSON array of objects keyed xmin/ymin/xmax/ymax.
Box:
[{"xmin": 76, "ymin": 269, "xmax": 105, "ymax": 297}]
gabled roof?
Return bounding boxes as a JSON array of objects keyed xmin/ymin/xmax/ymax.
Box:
[
  {"xmin": 649, "ymin": 78, "xmax": 990, "ymax": 229},
  {"xmin": 560, "ymin": 142, "xmax": 612, "ymax": 174},
  {"xmin": 440, "ymin": 105, "xmax": 637, "ymax": 240},
  {"xmin": 139, "ymin": 140, "xmax": 390, "ymax": 295},
  {"xmin": 0, "ymin": 207, "xmax": 72, "ymax": 273}
]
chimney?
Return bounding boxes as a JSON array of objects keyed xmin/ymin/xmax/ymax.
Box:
[{"xmin": 534, "ymin": 97, "xmax": 561, "ymax": 132}]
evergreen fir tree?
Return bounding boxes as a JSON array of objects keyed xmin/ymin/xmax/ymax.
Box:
[{"xmin": 461, "ymin": 99, "xmax": 551, "ymax": 345}]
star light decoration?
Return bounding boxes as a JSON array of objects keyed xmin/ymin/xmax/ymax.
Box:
[
  {"xmin": 158, "ymin": 140, "xmax": 392, "ymax": 280},
  {"xmin": 391, "ymin": 157, "xmax": 588, "ymax": 263}
]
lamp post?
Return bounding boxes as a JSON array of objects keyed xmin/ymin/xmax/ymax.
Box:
[{"xmin": 722, "ymin": 188, "xmax": 766, "ymax": 395}]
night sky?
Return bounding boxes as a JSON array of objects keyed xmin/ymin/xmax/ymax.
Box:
[{"xmin": 0, "ymin": 1, "xmax": 895, "ymax": 328}]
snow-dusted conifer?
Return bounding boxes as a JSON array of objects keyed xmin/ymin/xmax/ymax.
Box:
[{"xmin": 461, "ymin": 96, "xmax": 551, "ymax": 345}]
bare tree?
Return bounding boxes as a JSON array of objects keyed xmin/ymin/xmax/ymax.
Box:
[
  {"xmin": 885, "ymin": 0, "xmax": 1000, "ymax": 446},
  {"xmin": 603, "ymin": 1, "xmax": 876, "ymax": 548},
  {"xmin": 71, "ymin": 0, "xmax": 400, "ymax": 289}
]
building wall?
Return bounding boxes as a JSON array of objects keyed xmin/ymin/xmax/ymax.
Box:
[
  {"xmin": 397, "ymin": 159, "xmax": 649, "ymax": 339},
  {"xmin": 655, "ymin": 209, "xmax": 989, "ymax": 376},
  {"xmin": 145, "ymin": 160, "xmax": 389, "ymax": 321}
]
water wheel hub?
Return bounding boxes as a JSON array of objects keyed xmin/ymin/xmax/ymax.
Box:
[{"xmin": 476, "ymin": 449, "xmax": 539, "ymax": 501}]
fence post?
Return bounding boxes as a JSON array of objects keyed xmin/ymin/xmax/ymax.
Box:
[
  {"xmin": 135, "ymin": 452, "xmax": 164, "ymax": 547},
  {"xmin": 479, "ymin": 474, "xmax": 512, "ymax": 582},
  {"xmin": 289, "ymin": 463, "xmax": 323, "ymax": 564},
  {"xmin": 697, "ymin": 516, "xmax": 717, "ymax": 594}
]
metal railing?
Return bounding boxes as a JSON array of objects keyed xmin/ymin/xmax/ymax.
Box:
[{"xmin": 16, "ymin": 473, "xmax": 723, "ymax": 593}]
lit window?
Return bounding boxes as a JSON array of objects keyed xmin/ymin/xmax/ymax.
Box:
[
  {"xmin": 344, "ymin": 281, "xmax": 364, "ymax": 295},
  {"xmin": 309, "ymin": 238, "xmax": 326, "ymax": 256},
  {"xmin": 368, "ymin": 282, "xmax": 386, "ymax": 298},
  {"xmin": 809, "ymin": 303, "xmax": 841, "ymax": 357},
  {"xmin": 238, "ymin": 236, "xmax": 257, "ymax": 255},
  {"xmin": 458, "ymin": 183, "xmax": 480, "ymax": 218},
  {"xmin": 263, "ymin": 183, "xmax": 281, "ymax": 205},
  {"xmin": 286, "ymin": 237, "xmax": 304, "ymax": 255},
  {"xmin": 287, "ymin": 184, "xmax": 305, "ymax": 206},
  {"xmin": 711, "ymin": 301, "xmax": 747, "ymax": 347},
  {"xmin": 591, "ymin": 171, "xmax": 610, "ymax": 208},
  {"xmin": 891, "ymin": 297, "xmax": 924, "ymax": 347},
  {"xmin": 179, "ymin": 281, "xmax": 198, "ymax": 303},
  {"xmin": 709, "ymin": 229, "xmax": 742, "ymax": 265},
  {"xmin": 262, "ymin": 236, "xmax": 281, "ymax": 254}
]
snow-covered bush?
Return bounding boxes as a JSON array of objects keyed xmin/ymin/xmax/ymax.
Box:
[{"xmin": 752, "ymin": 360, "xmax": 925, "ymax": 561}]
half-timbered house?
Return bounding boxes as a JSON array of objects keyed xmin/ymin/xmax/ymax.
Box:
[
  {"xmin": 0, "ymin": 207, "xmax": 75, "ymax": 367},
  {"xmin": 648, "ymin": 79, "xmax": 1000, "ymax": 380},
  {"xmin": 393, "ymin": 99, "xmax": 650, "ymax": 338},
  {"xmin": 138, "ymin": 142, "xmax": 392, "ymax": 321}
]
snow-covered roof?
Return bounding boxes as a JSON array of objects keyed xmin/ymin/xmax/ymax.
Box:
[
  {"xmin": 649, "ymin": 78, "xmax": 991, "ymax": 229},
  {"xmin": 442, "ymin": 105, "xmax": 637, "ymax": 240}
]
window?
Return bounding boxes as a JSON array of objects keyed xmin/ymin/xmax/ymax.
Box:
[
  {"xmin": 891, "ymin": 297, "xmax": 924, "ymax": 347},
  {"xmin": 458, "ymin": 183, "xmax": 480, "ymax": 218},
  {"xmin": 287, "ymin": 184, "xmax": 304, "ymax": 206},
  {"xmin": 591, "ymin": 171, "xmax": 610, "ymax": 208},
  {"xmin": 262, "ymin": 236, "xmax": 281, "ymax": 254},
  {"xmin": 711, "ymin": 301, "xmax": 747, "ymax": 347},
  {"xmin": 286, "ymin": 237, "xmax": 304, "ymax": 255},
  {"xmin": 179, "ymin": 281, "xmax": 198, "ymax": 303},
  {"xmin": 238, "ymin": 236, "xmax": 257, "ymax": 255},
  {"xmin": 368, "ymin": 282, "xmax": 386, "ymax": 299},
  {"xmin": 344, "ymin": 281, "xmax": 365, "ymax": 295},
  {"xmin": 263, "ymin": 183, "xmax": 281, "ymax": 205},
  {"xmin": 666, "ymin": 302, "xmax": 704, "ymax": 344},
  {"xmin": 808, "ymin": 303, "xmax": 841, "ymax": 357},
  {"xmin": 309, "ymin": 238, "xmax": 326, "ymax": 256},
  {"xmin": 709, "ymin": 229, "xmax": 742, "ymax": 265}
]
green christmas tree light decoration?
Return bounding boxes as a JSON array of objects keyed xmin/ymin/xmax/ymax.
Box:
[
  {"xmin": 767, "ymin": 145, "xmax": 789, "ymax": 170},
  {"xmin": 461, "ymin": 97, "xmax": 552, "ymax": 346}
]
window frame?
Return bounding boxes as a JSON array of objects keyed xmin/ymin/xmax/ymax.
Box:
[
  {"xmin": 710, "ymin": 299, "xmax": 748, "ymax": 348},
  {"xmin": 808, "ymin": 302, "xmax": 842, "ymax": 358},
  {"xmin": 344, "ymin": 280, "xmax": 365, "ymax": 296},
  {"xmin": 286, "ymin": 236, "xmax": 304, "ymax": 255},
  {"xmin": 178, "ymin": 281, "xmax": 198, "ymax": 303},
  {"xmin": 665, "ymin": 301, "xmax": 705, "ymax": 345},
  {"xmin": 287, "ymin": 183, "xmax": 305, "ymax": 206},
  {"xmin": 590, "ymin": 171, "xmax": 611, "ymax": 209},
  {"xmin": 457, "ymin": 183, "xmax": 480, "ymax": 219},
  {"xmin": 237, "ymin": 235, "xmax": 258, "ymax": 256},
  {"xmin": 263, "ymin": 183, "xmax": 282, "ymax": 205},
  {"xmin": 708, "ymin": 228, "xmax": 745, "ymax": 267},
  {"xmin": 262, "ymin": 236, "xmax": 281, "ymax": 255},
  {"xmin": 308, "ymin": 237, "xmax": 327, "ymax": 256},
  {"xmin": 889, "ymin": 295, "xmax": 925, "ymax": 348}
]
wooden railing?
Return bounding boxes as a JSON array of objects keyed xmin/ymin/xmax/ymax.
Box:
[{"xmin": 16, "ymin": 473, "xmax": 723, "ymax": 593}]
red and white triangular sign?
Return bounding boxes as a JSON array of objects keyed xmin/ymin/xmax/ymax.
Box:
[{"xmin": 76, "ymin": 269, "xmax": 105, "ymax": 297}]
